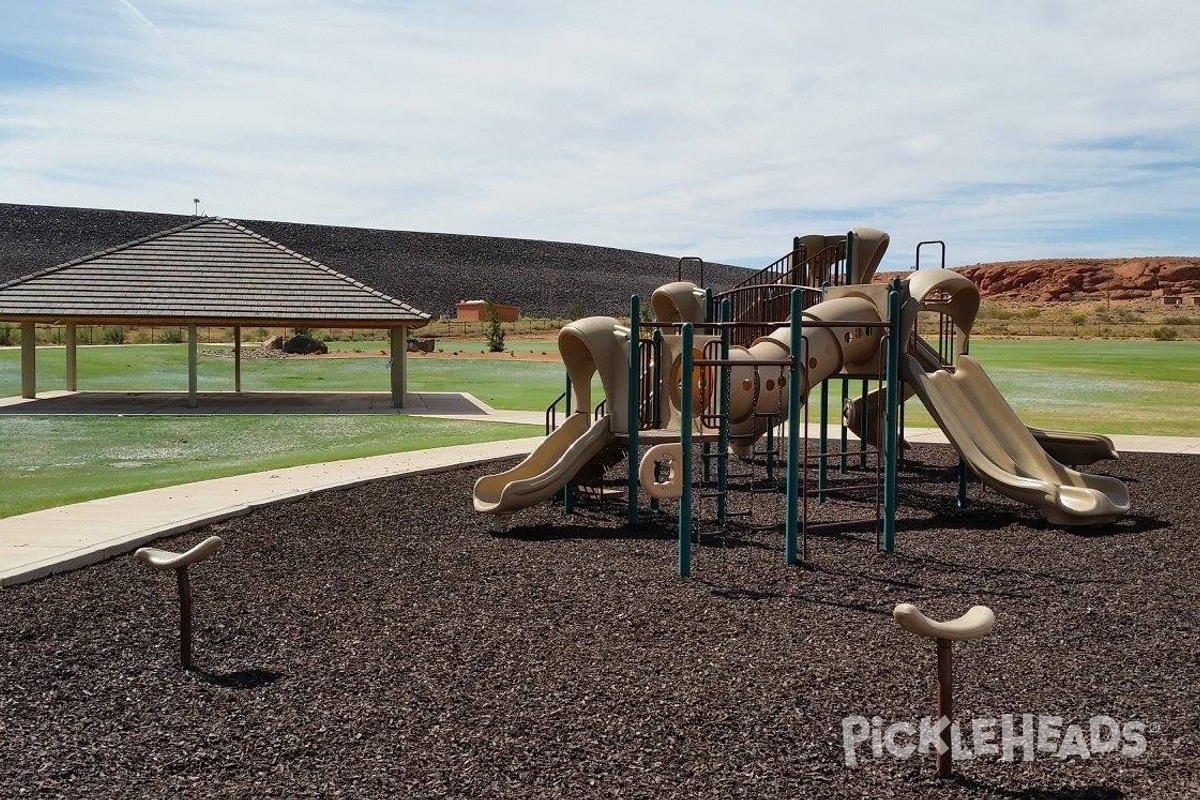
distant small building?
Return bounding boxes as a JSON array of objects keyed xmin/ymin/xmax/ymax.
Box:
[
  {"xmin": 1185, "ymin": 295, "xmax": 1200, "ymax": 306},
  {"xmin": 456, "ymin": 300, "xmax": 519, "ymax": 322}
]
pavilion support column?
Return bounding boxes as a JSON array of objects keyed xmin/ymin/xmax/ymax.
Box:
[
  {"xmin": 65, "ymin": 323, "xmax": 78, "ymax": 392},
  {"xmin": 187, "ymin": 324, "xmax": 198, "ymax": 408},
  {"xmin": 389, "ymin": 327, "xmax": 407, "ymax": 409},
  {"xmin": 20, "ymin": 322, "xmax": 36, "ymax": 399},
  {"xmin": 234, "ymin": 326, "xmax": 242, "ymax": 393}
]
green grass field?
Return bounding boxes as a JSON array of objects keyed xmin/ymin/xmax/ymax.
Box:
[
  {"xmin": 0, "ymin": 342, "xmax": 574, "ymax": 411},
  {"xmin": 900, "ymin": 339, "xmax": 1200, "ymax": 436},
  {"xmin": 0, "ymin": 415, "xmax": 539, "ymax": 519},
  {"xmin": 0, "ymin": 337, "xmax": 1197, "ymax": 518}
]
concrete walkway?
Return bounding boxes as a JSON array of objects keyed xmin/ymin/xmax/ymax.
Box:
[
  {"xmin": 0, "ymin": 437, "xmax": 543, "ymax": 587},
  {"xmin": 1, "ymin": 388, "xmax": 1197, "ymax": 587}
]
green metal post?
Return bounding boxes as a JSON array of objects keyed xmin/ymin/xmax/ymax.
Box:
[
  {"xmin": 784, "ymin": 289, "xmax": 803, "ymax": 565},
  {"xmin": 839, "ymin": 378, "xmax": 849, "ymax": 473},
  {"xmin": 679, "ymin": 323, "xmax": 695, "ymax": 577},
  {"xmin": 818, "ymin": 378, "xmax": 828, "ymax": 503},
  {"xmin": 882, "ymin": 278, "xmax": 902, "ymax": 552},
  {"xmin": 627, "ymin": 295, "xmax": 641, "ymax": 526},
  {"xmin": 859, "ymin": 379, "xmax": 869, "ymax": 469},
  {"xmin": 700, "ymin": 288, "xmax": 713, "ymax": 485},
  {"xmin": 650, "ymin": 327, "xmax": 664, "ymax": 513},
  {"xmin": 957, "ymin": 458, "xmax": 968, "ymax": 509},
  {"xmin": 717, "ymin": 298, "xmax": 731, "ymax": 524}
]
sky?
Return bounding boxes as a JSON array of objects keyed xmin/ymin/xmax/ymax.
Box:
[{"xmin": 2, "ymin": 1, "xmax": 1199, "ymax": 271}]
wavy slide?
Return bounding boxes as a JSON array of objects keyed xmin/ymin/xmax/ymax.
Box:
[
  {"xmin": 844, "ymin": 337, "xmax": 1117, "ymax": 466},
  {"xmin": 904, "ymin": 355, "xmax": 1129, "ymax": 526},
  {"xmin": 472, "ymin": 413, "xmax": 613, "ymax": 514}
]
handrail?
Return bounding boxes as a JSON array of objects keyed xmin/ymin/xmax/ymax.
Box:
[
  {"xmin": 545, "ymin": 390, "xmax": 568, "ymax": 434},
  {"xmin": 677, "ymin": 256, "xmax": 705, "ymax": 285},
  {"xmin": 915, "ymin": 240, "xmax": 946, "ymax": 271},
  {"xmin": 729, "ymin": 244, "xmax": 806, "ymax": 291},
  {"xmin": 709, "ymin": 283, "xmax": 821, "ymax": 348}
]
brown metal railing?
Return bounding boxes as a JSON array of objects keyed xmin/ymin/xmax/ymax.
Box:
[{"xmin": 714, "ymin": 238, "xmax": 850, "ymax": 348}]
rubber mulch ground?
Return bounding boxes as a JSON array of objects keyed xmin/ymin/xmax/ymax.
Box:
[{"xmin": 1, "ymin": 446, "xmax": 1196, "ymax": 799}]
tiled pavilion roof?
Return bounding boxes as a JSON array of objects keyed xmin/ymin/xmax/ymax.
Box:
[{"xmin": 0, "ymin": 217, "xmax": 430, "ymax": 327}]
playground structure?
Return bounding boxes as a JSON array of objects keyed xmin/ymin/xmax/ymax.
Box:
[{"xmin": 472, "ymin": 229, "xmax": 1130, "ymax": 573}]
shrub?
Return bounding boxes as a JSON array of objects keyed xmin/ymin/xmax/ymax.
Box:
[
  {"xmin": 0, "ymin": 325, "xmax": 12, "ymax": 346},
  {"xmin": 484, "ymin": 301, "xmax": 506, "ymax": 353},
  {"xmin": 569, "ymin": 297, "xmax": 586, "ymax": 321},
  {"xmin": 1162, "ymin": 315, "xmax": 1197, "ymax": 326},
  {"xmin": 1151, "ymin": 326, "xmax": 1179, "ymax": 341},
  {"xmin": 161, "ymin": 327, "xmax": 183, "ymax": 344},
  {"xmin": 101, "ymin": 326, "xmax": 126, "ymax": 345}
]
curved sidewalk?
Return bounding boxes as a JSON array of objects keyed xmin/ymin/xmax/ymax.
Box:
[
  {"xmin": 1, "ymin": 429, "xmax": 1196, "ymax": 588},
  {"xmin": 0, "ymin": 437, "xmax": 542, "ymax": 588}
]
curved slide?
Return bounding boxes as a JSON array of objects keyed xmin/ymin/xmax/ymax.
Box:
[
  {"xmin": 904, "ymin": 355, "xmax": 1129, "ymax": 526},
  {"xmin": 844, "ymin": 336, "xmax": 1117, "ymax": 466},
  {"xmin": 472, "ymin": 413, "xmax": 613, "ymax": 514}
]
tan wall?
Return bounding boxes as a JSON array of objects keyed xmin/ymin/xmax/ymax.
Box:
[{"xmin": 456, "ymin": 302, "xmax": 519, "ymax": 322}]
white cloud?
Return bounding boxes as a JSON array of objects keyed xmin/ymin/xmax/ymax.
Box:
[{"xmin": 2, "ymin": 0, "xmax": 1200, "ymax": 270}]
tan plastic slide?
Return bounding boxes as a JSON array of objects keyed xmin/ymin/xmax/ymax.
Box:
[
  {"xmin": 904, "ymin": 355, "xmax": 1129, "ymax": 525},
  {"xmin": 472, "ymin": 413, "xmax": 613, "ymax": 514}
]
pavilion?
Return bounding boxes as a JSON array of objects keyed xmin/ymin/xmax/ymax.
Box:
[{"xmin": 0, "ymin": 217, "xmax": 431, "ymax": 408}]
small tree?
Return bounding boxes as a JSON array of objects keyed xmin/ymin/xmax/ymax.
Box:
[
  {"xmin": 484, "ymin": 301, "xmax": 506, "ymax": 352},
  {"xmin": 569, "ymin": 297, "xmax": 586, "ymax": 321}
]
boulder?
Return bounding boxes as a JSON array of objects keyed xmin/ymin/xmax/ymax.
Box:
[
  {"xmin": 282, "ymin": 334, "xmax": 329, "ymax": 355},
  {"xmin": 261, "ymin": 335, "xmax": 285, "ymax": 351},
  {"xmin": 408, "ymin": 337, "xmax": 436, "ymax": 353}
]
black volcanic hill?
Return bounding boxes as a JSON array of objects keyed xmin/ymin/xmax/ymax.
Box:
[{"xmin": 0, "ymin": 203, "xmax": 752, "ymax": 319}]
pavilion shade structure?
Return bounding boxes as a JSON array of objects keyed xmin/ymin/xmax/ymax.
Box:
[
  {"xmin": 0, "ymin": 217, "xmax": 431, "ymax": 328},
  {"xmin": 0, "ymin": 217, "xmax": 429, "ymax": 408}
]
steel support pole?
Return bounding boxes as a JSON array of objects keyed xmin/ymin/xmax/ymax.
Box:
[
  {"xmin": 957, "ymin": 458, "xmax": 968, "ymax": 509},
  {"xmin": 784, "ymin": 290, "xmax": 803, "ymax": 565},
  {"xmin": 678, "ymin": 323, "xmax": 694, "ymax": 577},
  {"xmin": 627, "ymin": 295, "xmax": 641, "ymax": 526},
  {"xmin": 818, "ymin": 378, "xmax": 828, "ymax": 502},
  {"xmin": 882, "ymin": 279, "xmax": 902, "ymax": 552},
  {"xmin": 839, "ymin": 378, "xmax": 848, "ymax": 473}
]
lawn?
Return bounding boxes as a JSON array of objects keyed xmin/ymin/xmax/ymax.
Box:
[
  {"xmin": 899, "ymin": 339, "xmax": 1200, "ymax": 436},
  {"xmin": 1, "ymin": 337, "xmax": 1196, "ymax": 518},
  {"xmin": 0, "ymin": 341, "xmax": 573, "ymax": 411},
  {"xmin": 0, "ymin": 415, "xmax": 539, "ymax": 519}
]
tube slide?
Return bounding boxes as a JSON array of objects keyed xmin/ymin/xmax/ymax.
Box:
[
  {"xmin": 472, "ymin": 413, "xmax": 614, "ymax": 514},
  {"xmin": 904, "ymin": 355, "xmax": 1129, "ymax": 526},
  {"xmin": 724, "ymin": 295, "xmax": 885, "ymax": 447}
]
